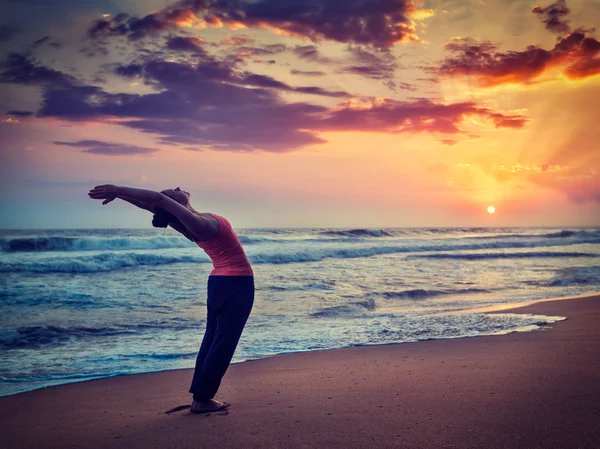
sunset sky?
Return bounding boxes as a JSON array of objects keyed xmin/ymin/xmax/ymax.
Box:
[{"xmin": 1, "ymin": 0, "xmax": 599, "ymax": 228}]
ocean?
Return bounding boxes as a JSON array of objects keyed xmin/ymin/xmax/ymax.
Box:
[{"xmin": 1, "ymin": 227, "xmax": 599, "ymax": 397}]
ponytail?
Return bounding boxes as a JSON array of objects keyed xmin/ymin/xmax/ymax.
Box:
[{"xmin": 152, "ymin": 207, "xmax": 175, "ymax": 228}]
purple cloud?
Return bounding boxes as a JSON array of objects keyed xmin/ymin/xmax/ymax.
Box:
[
  {"xmin": 6, "ymin": 110, "xmax": 34, "ymax": 117},
  {"xmin": 32, "ymin": 36, "xmax": 50, "ymax": 46},
  {"xmin": 293, "ymin": 45, "xmax": 332, "ymax": 63},
  {"xmin": 114, "ymin": 63, "xmax": 144, "ymax": 78},
  {"xmin": 165, "ymin": 36, "xmax": 207, "ymax": 53},
  {"xmin": 0, "ymin": 53, "xmax": 74, "ymax": 86},
  {"xmin": 2, "ymin": 55, "xmax": 527, "ymax": 153},
  {"xmin": 384, "ymin": 81, "xmax": 417, "ymax": 91},
  {"xmin": 113, "ymin": 57, "xmax": 350, "ymax": 98},
  {"xmin": 235, "ymin": 44, "xmax": 287, "ymax": 57},
  {"xmin": 291, "ymin": 69, "xmax": 326, "ymax": 77},
  {"xmin": 340, "ymin": 65, "xmax": 391, "ymax": 79},
  {"xmin": 339, "ymin": 46, "xmax": 397, "ymax": 79},
  {"xmin": 38, "ymin": 77, "xmax": 525, "ymax": 152},
  {"xmin": 87, "ymin": 0, "xmax": 424, "ymax": 48},
  {"xmin": 53, "ymin": 140, "xmax": 160, "ymax": 156}
]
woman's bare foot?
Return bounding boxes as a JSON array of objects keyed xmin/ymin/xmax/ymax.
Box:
[{"xmin": 190, "ymin": 399, "xmax": 230, "ymax": 414}]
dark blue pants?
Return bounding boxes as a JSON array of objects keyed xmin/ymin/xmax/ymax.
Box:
[{"xmin": 189, "ymin": 276, "xmax": 254, "ymax": 402}]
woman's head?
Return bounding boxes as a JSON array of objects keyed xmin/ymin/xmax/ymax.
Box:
[
  {"xmin": 151, "ymin": 207, "xmax": 175, "ymax": 228},
  {"xmin": 151, "ymin": 206, "xmax": 193, "ymax": 241},
  {"xmin": 152, "ymin": 187, "xmax": 191, "ymax": 230},
  {"xmin": 161, "ymin": 187, "xmax": 191, "ymax": 207}
]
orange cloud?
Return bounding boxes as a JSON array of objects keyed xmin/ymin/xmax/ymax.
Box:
[{"xmin": 436, "ymin": 31, "xmax": 600, "ymax": 86}]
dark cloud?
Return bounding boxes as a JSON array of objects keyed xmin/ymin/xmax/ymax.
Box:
[
  {"xmin": 0, "ymin": 52, "xmax": 75, "ymax": 87},
  {"xmin": 384, "ymin": 81, "xmax": 416, "ymax": 91},
  {"xmin": 165, "ymin": 36, "xmax": 206, "ymax": 53},
  {"xmin": 435, "ymin": 31, "xmax": 600, "ymax": 86},
  {"xmin": 532, "ymin": 0, "xmax": 571, "ymax": 34},
  {"xmin": 7, "ymin": 110, "xmax": 34, "ymax": 117},
  {"xmin": 80, "ymin": 45, "xmax": 110, "ymax": 58},
  {"xmin": 291, "ymin": 69, "xmax": 326, "ymax": 77},
  {"xmin": 0, "ymin": 24, "xmax": 21, "ymax": 42},
  {"xmin": 114, "ymin": 63, "xmax": 144, "ymax": 78},
  {"xmin": 226, "ymin": 43, "xmax": 288, "ymax": 63},
  {"xmin": 339, "ymin": 65, "xmax": 393, "ymax": 80},
  {"xmin": 293, "ymin": 45, "xmax": 332, "ymax": 63},
  {"xmin": 32, "ymin": 36, "xmax": 50, "ymax": 46},
  {"xmin": 88, "ymin": 9, "xmax": 197, "ymax": 41},
  {"xmin": 30, "ymin": 35, "xmax": 61, "ymax": 49},
  {"xmin": 88, "ymin": 0, "xmax": 423, "ymax": 48},
  {"xmin": 113, "ymin": 56, "xmax": 350, "ymax": 98},
  {"xmin": 341, "ymin": 46, "xmax": 397, "ymax": 79},
  {"xmin": 88, "ymin": 17, "xmax": 129, "ymax": 39},
  {"xmin": 397, "ymin": 82, "xmax": 416, "ymax": 90},
  {"xmin": 293, "ymin": 86, "xmax": 348, "ymax": 98},
  {"xmin": 53, "ymin": 140, "xmax": 160, "ymax": 156},
  {"xmin": 239, "ymin": 44, "xmax": 287, "ymax": 56}
]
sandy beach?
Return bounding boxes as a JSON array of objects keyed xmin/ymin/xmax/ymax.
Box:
[{"xmin": 1, "ymin": 294, "xmax": 599, "ymax": 449}]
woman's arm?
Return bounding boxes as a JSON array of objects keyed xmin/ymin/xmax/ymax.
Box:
[
  {"xmin": 120, "ymin": 197, "xmax": 157, "ymax": 213},
  {"xmin": 89, "ymin": 185, "xmax": 213, "ymax": 240},
  {"xmin": 89, "ymin": 185, "xmax": 160, "ymax": 213},
  {"xmin": 89, "ymin": 185, "xmax": 164, "ymax": 207}
]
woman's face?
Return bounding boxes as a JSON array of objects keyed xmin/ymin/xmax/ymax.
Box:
[{"xmin": 161, "ymin": 187, "xmax": 191, "ymax": 206}]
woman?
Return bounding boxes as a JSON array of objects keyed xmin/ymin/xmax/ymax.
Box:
[{"xmin": 88, "ymin": 184, "xmax": 254, "ymax": 414}]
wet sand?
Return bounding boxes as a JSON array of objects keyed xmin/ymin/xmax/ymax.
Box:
[{"xmin": 1, "ymin": 294, "xmax": 599, "ymax": 449}]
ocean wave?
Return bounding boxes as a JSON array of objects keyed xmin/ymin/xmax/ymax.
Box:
[
  {"xmin": 1, "ymin": 320, "xmax": 196, "ymax": 350},
  {"xmin": 119, "ymin": 351, "xmax": 198, "ymax": 360},
  {"xmin": 311, "ymin": 298, "xmax": 377, "ymax": 318},
  {"xmin": 0, "ymin": 325, "xmax": 132, "ymax": 350},
  {"xmin": 1, "ymin": 236, "xmax": 194, "ymax": 252},
  {"xmin": 380, "ymin": 288, "xmax": 489, "ymax": 300},
  {"xmin": 320, "ymin": 229, "xmax": 392, "ymax": 238},
  {"xmin": 547, "ymin": 265, "xmax": 600, "ymax": 287},
  {"xmin": 0, "ymin": 252, "xmax": 209, "ymax": 273},
  {"xmin": 3, "ymin": 230, "xmax": 600, "ymax": 273},
  {"xmin": 0, "ymin": 233, "xmax": 395, "ymax": 251},
  {"xmin": 411, "ymin": 251, "xmax": 598, "ymax": 261},
  {"xmin": 4, "ymin": 228, "xmax": 598, "ymax": 255},
  {"xmin": 455, "ymin": 229, "xmax": 600, "ymax": 242}
]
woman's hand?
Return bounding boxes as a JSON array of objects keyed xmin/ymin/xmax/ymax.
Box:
[{"xmin": 89, "ymin": 185, "xmax": 118, "ymax": 205}]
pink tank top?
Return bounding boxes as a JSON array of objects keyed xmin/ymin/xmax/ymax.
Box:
[{"xmin": 194, "ymin": 213, "xmax": 253, "ymax": 276}]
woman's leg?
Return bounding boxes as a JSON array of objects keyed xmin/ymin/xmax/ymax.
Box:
[
  {"xmin": 191, "ymin": 276, "xmax": 254, "ymax": 402},
  {"xmin": 188, "ymin": 279, "xmax": 219, "ymax": 396}
]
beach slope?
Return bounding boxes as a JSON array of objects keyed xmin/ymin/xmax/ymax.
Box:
[{"xmin": 1, "ymin": 295, "xmax": 599, "ymax": 449}]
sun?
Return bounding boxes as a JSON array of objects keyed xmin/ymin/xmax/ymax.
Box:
[{"xmin": 487, "ymin": 206, "xmax": 496, "ymax": 214}]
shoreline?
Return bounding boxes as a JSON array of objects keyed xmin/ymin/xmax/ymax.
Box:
[
  {"xmin": 1, "ymin": 291, "xmax": 597, "ymax": 399},
  {"xmin": 2, "ymin": 291, "xmax": 596, "ymax": 399},
  {"xmin": 1, "ymin": 293, "xmax": 599, "ymax": 448},
  {"xmin": 448, "ymin": 291, "xmax": 600, "ymax": 314}
]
